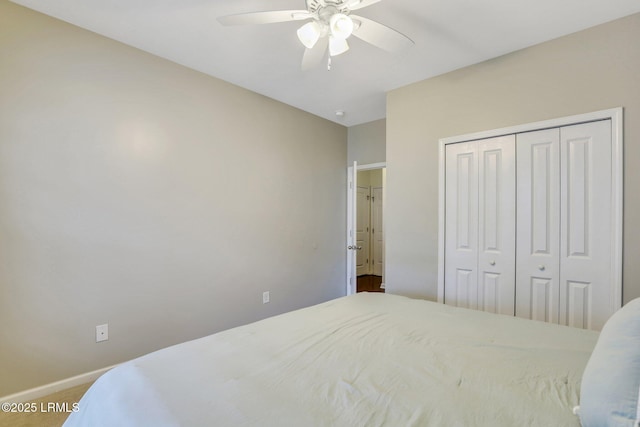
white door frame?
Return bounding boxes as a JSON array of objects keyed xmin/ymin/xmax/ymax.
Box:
[
  {"xmin": 347, "ymin": 162, "xmax": 386, "ymax": 295},
  {"xmin": 437, "ymin": 108, "xmax": 623, "ymax": 314}
]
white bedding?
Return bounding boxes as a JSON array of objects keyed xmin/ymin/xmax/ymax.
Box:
[{"xmin": 64, "ymin": 293, "xmax": 598, "ymax": 426}]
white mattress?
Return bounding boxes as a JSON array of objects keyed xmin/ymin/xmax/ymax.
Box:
[{"xmin": 64, "ymin": 293, "xmax": 598, "ymax": 426}]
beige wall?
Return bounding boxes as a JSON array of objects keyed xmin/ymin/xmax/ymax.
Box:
[
  {"xmin": 386, "ymin": 13, "xmax": 640, "ymax": 302},
  {"xmin": 0, "ymin": 2, "xmax": 347, "ymax": 396},
  {"xmin": 347, "ymin": 119, "xmax": 386, "ymax": 165},
  {"xmin": 357, "ymin": 169, "xmax": 383, "ymax": 189}
]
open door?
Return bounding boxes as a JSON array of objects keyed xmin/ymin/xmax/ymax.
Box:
[{"xmin": 346, "ymin": 161, "xmax": 357, "ymax": 295}]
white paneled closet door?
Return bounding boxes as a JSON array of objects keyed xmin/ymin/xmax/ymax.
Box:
[
  {"xmin": 477, "ymin": 137, "xmax": 516, "ymax": 314},
  {"xmin": 356, "ymin": 186, "xmax": 370, "ymax": 276},
  {"xmin": 559, "ymin": 121, "xmax": 612, "ymax": 330},
  {"xmin": 445, "ymin": 136, "xmax": 516, "ymax": 314},
  {"xmin": 445, "ymin": 141, "xmax": 478, "ymax": 309},
  {"xmin": 515, "ymin": 129, "xmax": 561, "ymax": 323},
  {"xmin": 516, "ymin": 120, "xmax": 612, "ymax": 330}
]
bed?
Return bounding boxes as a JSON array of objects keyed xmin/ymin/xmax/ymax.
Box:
[{"xmin": 63, "ymin": 292, "xmax": 640, "ymax": 426}]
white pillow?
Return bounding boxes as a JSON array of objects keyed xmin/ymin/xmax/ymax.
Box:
[{"xmin": 579, "ymin": 298, "xmax": 640, "ymax": 427}]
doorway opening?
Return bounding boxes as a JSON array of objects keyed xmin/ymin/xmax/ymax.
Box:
[
  {"xmin": 356, "ymin": 168, "xmax": 385, "ymax": 293},
  {"xmin": 347, "ymin": 162, "xmax": 385, "ymax": 295}
]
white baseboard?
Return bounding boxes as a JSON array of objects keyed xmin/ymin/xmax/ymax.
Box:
[{"xmin": 0, "ymin": 364, "xmax": 118, "ymax": 403}]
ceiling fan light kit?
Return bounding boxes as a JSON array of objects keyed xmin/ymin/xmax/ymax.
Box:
[
  {"xmin": 297, "ymin": 21, "xmax": 322, "ymax": 49},
  {"xmin": 328, "ymin": 13, "xmax": 354, "ymax": 39},
  {"xmin": 218, "ymin": 0, "xmax": 414, "ymax": 70},
  {"xmin": 329, "ymin": 35, "xmax": 349, "ymax": 56}
]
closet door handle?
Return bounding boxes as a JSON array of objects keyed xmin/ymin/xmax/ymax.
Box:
[
  {"xmin": 538, "ymin": 265, "xmax": 546, "ymax": 271},
  {"xmin": 489, "ymin": 260, "xmax": 496, "ymax": 266}
]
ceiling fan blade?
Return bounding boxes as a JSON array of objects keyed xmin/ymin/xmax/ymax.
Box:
[
  {"xmin": 301, "ymin": 37, "xmax": 329, "ymax": 71},
  {"xmin": 350, "ymin": 15, "xmax": 414, "ymax": 52},
  {"xmin": 218, "ymin": 10, "xmax": 311, "ymax": 26},
  {"xmin": 347, "ymin": 0, "xmax": 382, "ymax": 11}
]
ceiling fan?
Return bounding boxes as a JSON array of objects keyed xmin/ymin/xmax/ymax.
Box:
[{"xmin": 217, "ymin": 0, "xmax": 414, "ymax": 70}]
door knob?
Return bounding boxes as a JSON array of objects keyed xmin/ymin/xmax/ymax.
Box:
[
  {"xmin": 347, "ymin": 245, "xmax": 354, "ymax": 250},
  {"xmin": 356, "ymin": 246, "xmax": 363, "ymax": 250},
  {"xmin": 489, "ymin": 260, "xmax": 496, "ymax": 266},
  {"xmin": 538, "ymin": 265, "xmax": 546, "ymax": 271}
]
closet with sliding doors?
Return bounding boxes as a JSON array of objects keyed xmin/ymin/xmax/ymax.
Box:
[{"xmin": 438, "ymin": 109, "xmax": 623, "ymax": 331}]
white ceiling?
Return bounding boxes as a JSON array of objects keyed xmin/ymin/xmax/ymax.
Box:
[{"xmin": 11, "ymin": 0, "xmax": 640, "ymax": 126}]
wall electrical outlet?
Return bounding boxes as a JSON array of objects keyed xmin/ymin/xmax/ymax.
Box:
[
  {"xmin": 96, "ymin": 324, "xmax": 109, "ymax": 342},
  {"xmin": 263, "ymin": 291, "xmax": 270, "ymax": 304}
]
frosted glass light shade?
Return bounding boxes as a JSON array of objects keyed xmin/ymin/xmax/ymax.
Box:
[
  {"xmin": 297, "ymin": 21, "xmax": 321, "ymax": 49},
  {"xmin": 329, "ymin": 14, "xmax": 354, "ymax": 39},
  {"xmin": 329, "ymin": 36, "xmax": 349, "ymax": 56}
]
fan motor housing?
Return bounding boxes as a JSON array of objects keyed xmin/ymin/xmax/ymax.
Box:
[{"xmin": 307, "ymin": 0, "xmax": 350, "ymax": 15}]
